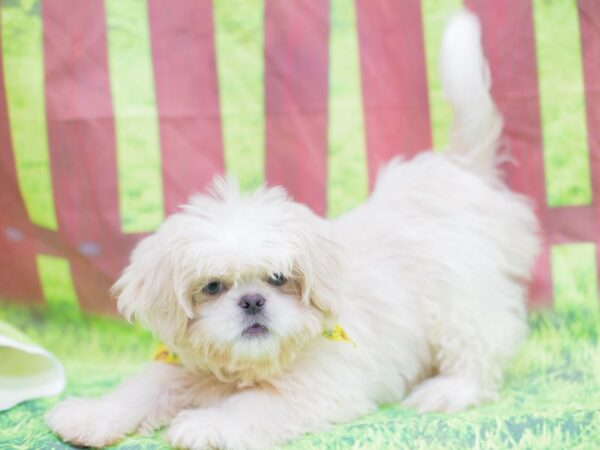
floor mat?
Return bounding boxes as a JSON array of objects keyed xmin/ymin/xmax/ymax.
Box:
[{"xmin": 0, "ymin": 301, "xmax": 598, "ymax": 450}]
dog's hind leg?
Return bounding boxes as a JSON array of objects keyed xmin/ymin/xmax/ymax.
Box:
[{"xmin": 403, "ymin": 291, "xmax": 527, "ymax": 413}]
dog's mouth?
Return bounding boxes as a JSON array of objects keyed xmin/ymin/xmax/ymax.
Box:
[{"xmin": 242, "ymin": 322, "xmax": 269, "ymax": 338}]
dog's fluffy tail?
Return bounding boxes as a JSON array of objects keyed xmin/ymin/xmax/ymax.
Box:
[{"xmin": 441, "ymin": 9, "xmax": 503, "ymax": 178}]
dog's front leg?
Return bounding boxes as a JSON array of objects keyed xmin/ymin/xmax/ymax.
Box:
[
  {"xmin": 166, "ymin": 375, "xmax": 376, "ymax": 450},
  {"xmin": 46, "ymin": 361, "xmax": 196, "ymax": 447}
]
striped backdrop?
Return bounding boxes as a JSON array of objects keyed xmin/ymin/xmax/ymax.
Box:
[{"xmin": 0, "ymin": 0, "xmax": 598, "ymax": 313}]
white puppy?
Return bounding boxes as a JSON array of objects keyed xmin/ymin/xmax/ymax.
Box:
[{"xmin": 46, "ymin": 10, "xmax": 539, "ymax": 450}]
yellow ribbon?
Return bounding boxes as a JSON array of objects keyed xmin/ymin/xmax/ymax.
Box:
[
  {"xmin": 322, "ymin": 324, "xmax": 356, "ymax": 347},
  {"xmin": 153, "ymin": 343, "xmax": 180, "ymax": 365}
]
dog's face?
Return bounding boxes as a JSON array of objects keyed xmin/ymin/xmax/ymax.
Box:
[{"xmin": 112, "ymin": 179, "xmax": 343, "ymax": 384}]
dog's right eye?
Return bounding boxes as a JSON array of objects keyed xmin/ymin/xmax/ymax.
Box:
[
  {"xmin": 268, "ymin": 273, "xmax": 288, "ymax": 286},
  {"xmin": 203, "ymin": 281, "xmax": 224, "ymax": 296}
]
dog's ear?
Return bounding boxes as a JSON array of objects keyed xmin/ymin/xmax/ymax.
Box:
[
  {"xmin": 111, "ymin": 216, "xmax": 193, "ymax": 345},
  {"xmin": 292, "ymin": 207, "xmax": 345, "ymax": 324}
]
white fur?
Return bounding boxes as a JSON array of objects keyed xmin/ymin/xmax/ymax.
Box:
[{"xmin": 46, "ymin": 10, "xmax": 539, "ymax": 450}]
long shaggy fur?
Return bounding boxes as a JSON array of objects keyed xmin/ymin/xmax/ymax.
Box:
[{"xmin": 46, "ymin": 10, "xmax": 540, "ymax": 450}]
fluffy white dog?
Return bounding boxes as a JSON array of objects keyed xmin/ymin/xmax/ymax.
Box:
[{"xmin": 46, "ymin": 10, "xmax": 539, "ymax": 450}]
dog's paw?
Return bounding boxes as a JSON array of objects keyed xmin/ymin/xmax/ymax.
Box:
[
  {"xmin": 167, "ymin": 408, "xmax": 267, "ymax": 450},
  {"xmin": 403, "ymin": 375, "xmax": 493, "ymax": 413},
  {"xmin": 166, "ymin": 409, "xmax": 222, "ymax": 450},
  {"xmin": 45, "ymin": 398, "xmax": 127, "ymax": 447}
]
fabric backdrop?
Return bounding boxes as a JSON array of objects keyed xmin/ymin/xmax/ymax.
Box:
[{"xmin": 0, "ymin": 0, "xmax": 599, "ymax": 313}]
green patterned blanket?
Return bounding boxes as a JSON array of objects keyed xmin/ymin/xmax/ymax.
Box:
[{"xmin": 1, "ymin": 292, "xmax": 598, "ymax": 450}]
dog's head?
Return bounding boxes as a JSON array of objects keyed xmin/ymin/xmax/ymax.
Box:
[{"xmin": 112, "ymin": 178, "xmax": 344, "ymax": 384}]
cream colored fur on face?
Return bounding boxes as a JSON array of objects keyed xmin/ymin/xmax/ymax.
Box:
[{"xmin": 46, "ymin": 10, "xmax": 540, "ymax": 450}]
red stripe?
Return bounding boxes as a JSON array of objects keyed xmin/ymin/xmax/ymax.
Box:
[
  {"xmin": 546, "ymin": 206, "xmax": 596, "ymax": 244},
  {"xmin": 42, "ymin": 0, "xmax": 139, "ymax": 314},
  {"xmin": 265, "ymin": 0, "xmax": 330, "ymax": 215},
  {"xmin": 578, "ymin": 0, "xmax": 600, "ymax": 290},
  {"xmin": 355, "ymin": 0, "xmax": 431, "ymax": 187},
  {"xmin": 466, "ymin": 0, "xmax": 552, "ymax": 306},
  {"xmin": 147, "ymin": 0, "xmax": 224, "ymax": 215},
  {"xmin": 0, "ymin": 13, "xmax": 44, "ymax": 303}
]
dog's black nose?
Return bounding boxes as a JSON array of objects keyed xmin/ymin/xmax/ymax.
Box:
[{"xmin": 239, "ymin": 294, "xmax": 266, "ymax": 315}]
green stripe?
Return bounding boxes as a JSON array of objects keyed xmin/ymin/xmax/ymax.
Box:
[
  {"xmin": 105, "ymin": 0, "xmax": 163, "ymax": 232},
  {"xmin": 551, "ymin": 244, "xmax": 599, "ymax": 318},
  {"xmin": 422, "ymin": 0, "xmax": 462, "ymax": 151},
  {"xmin": 213, "ymin": 0, "xmax": 264, "ymax": 192},
  {"xmin": 327, "ymin": 0, "xmax": 368, "ymax": 218},
  {"xmin": 37, "ymin": 254, "xmax": 80, "ymax": 313},
  {"xmin": 533, "ymin": 0, "xmax": 591, "ymax": 207},
  {"xmin": 1, "ymin": 1, "xmax": 57, "ymax": 229}
]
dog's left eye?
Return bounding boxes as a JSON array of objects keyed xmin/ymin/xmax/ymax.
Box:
[
  {"xmin": 268, "ymin": 273, "xmax": 287, "ymax": 286},
  {"xmin": 203, "ymin": 281, "xmax": 225, "ymax": 295}
]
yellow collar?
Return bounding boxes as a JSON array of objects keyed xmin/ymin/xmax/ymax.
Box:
[{"xmin": 154, "ymin": 324, "xmax": 355, "ymax": 365}]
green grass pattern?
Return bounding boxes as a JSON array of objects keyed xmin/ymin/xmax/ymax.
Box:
[
  {"xmin": 1, "ymin": 0, "xmax": 57, "ymax": 230},
  {"xmin": 36, "ymin": 255, "xmax": 79, "ymax": 315},
  {"xmin": 327, "ymin": 0, "xmax": 369, "ymax": 217},
  {"xmin": 105, "ymin": 0, "xmax": 165, "ymax": 232},
  {"xmin": 1, "ymin": 284, "xmax": 598, "ymax": 449},
  {"xmin": 214, "ymin": 0, "xmax": 266, "ymax": 193},
  {"xmin": 422, "ymin": 0, "xmax": 462, "ymax": 151},
  {"xmin": 533, "ymin": 0, "xmax": 592, "ymax": 207}
]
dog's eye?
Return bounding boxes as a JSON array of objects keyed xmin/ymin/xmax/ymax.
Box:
[
  {"xmin": 268, "ymin": 273, "xmax": 287, "ymax": 286},
  {"xmin": 203, "ymin": 281, "xmax": 224, "ymax": 295}
]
